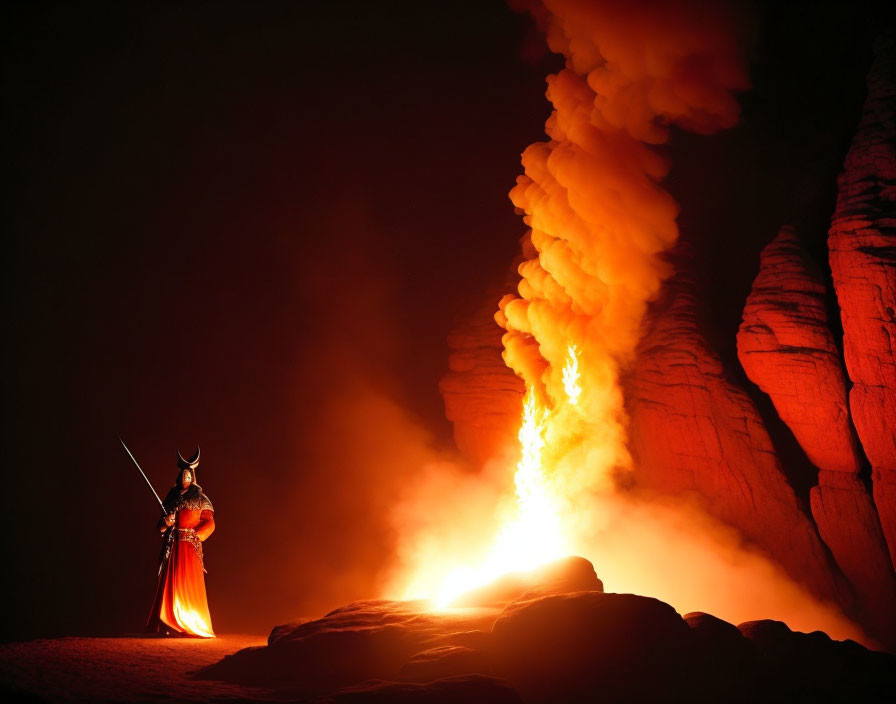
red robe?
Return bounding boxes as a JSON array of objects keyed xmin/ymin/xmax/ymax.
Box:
[{"xmin": 146, "ymin": 489, "xmax": 215, "ymax": 637}]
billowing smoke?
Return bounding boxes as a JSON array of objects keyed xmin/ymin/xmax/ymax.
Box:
[
  {"xmin": 498, "ymin": 0, "xmax": 748, "ymax": 479},
  {"xmin": 383, "ymin": 0, "xmax": 872, "ymax": 646}
]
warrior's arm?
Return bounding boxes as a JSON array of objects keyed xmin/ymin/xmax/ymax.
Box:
[
  {"xmin": 196, "ymin": 509, "xmax": 215, "ymax": 541},
  {"xmin": 157, "ymin": 511, "xmax": 176, "ymax": 532}
]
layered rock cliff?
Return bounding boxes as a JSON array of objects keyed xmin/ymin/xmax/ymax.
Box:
[
  {"xmin": 438, "ymin": 34, "xmax": 896, "ymax": 650},
  {"xmin": 737, "ymin": 227, "xmax": 861, "ymax": 473},
  {"xmin": 625, "ymin": 270, "xmax": 848, "ymax": 609},
  {"xmin": 738, "ymin": 226, "xmax": 896, "ymax": 639},
  {"xmin": 828, "ymin": 35, "xmax": 896, "ymax": 571}
]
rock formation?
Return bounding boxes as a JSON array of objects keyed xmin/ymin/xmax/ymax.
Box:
[
  {"xmin": 451, "ymin": 555, "xmax": 603, "ymax": 607},
  {"xmin": 738, "ymin": 226, "xmax": 862, "ymax": 473},
  {"xmin": 626, "ymin": 270, "xmax": 849, "ymax": 608},
  {"xmin": 439, "ymin": 285, "xmax": 524, "ymax": 468},
  {"xmin": 738, "ymin": 227, "xmax": 896, "ymax": 643},
  {"xmin": 491, "ymin": 590, "xmax": 695, "ymax": 702},
  {"xmin": 430, "ymin": 33, "xmax": 896, "ymax": 658},
  {"xmin": 199, "ymin": 557, "xmax": 895, "ymax": 703},
  {"xmin": 828, "ymin": 35, "xmax": 896, "ymax": 570}
]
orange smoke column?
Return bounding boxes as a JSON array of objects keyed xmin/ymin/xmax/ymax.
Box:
[
  {"xmin": 494, "ymin": 0, "xmax": 749, "ymax": 568},
  {"xmin": 500, "ymin": 0, "xmax": 748, "ymax": 414},
  {"xmin": 388, "ymin": 2, "xmax": 872, "ymax": 643}
]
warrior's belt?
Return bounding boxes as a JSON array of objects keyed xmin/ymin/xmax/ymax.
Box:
[{"xmin": 175, "ymin": 528, "xmax": 205, "ymax": 567}]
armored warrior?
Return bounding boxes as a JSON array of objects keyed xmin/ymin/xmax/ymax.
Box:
[{"xmin": 145, "ymin": 447, "xmax": 216, "ymax": 637}]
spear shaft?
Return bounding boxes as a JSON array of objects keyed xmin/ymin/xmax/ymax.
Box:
[
  {"xmin": 120, "ymin": 436, "xmax": 176, "ymax": 576},
  {"xmin": 119, "ymin": 436, "xmax": 166, "ymax": 515}
]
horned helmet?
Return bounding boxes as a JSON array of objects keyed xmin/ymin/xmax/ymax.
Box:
[{"xmin": 175, "ymin": 446, "xmax": 201, "ymax": 487}]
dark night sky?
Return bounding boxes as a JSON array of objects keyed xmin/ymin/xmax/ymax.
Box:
[{"xmin": 1, "ymin": 0, "xmax": 881, "ymax": 641}]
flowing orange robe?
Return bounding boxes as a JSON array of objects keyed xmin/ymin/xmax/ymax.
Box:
[{"xmin": 146, "ymin": 490, "xmax": 215, "ymax": 637}]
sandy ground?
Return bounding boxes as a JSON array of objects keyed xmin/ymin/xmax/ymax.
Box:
[{"xmin": 0, "ymin": 634, "xmax": 286, "ymax": 703}]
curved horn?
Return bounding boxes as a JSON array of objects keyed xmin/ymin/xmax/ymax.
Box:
[
  {"xmin": 177, "ymin": 449, "xmax": 188, "ymax": 466},
  {"xmin": 187, "ymin": 446, "xmax": 200, "ymax": 467}
]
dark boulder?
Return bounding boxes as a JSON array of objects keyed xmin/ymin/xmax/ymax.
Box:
[
  {"xmin": 491, "ymin": 591, "xmax": 694, "ymax": 702},
  {"xmin": 398, "ymin": 646, "xmax": 497, "ymax": 682},
  {"xmin": 198, "ymin": 599, "xmax": 498, "ymax": 695},
  {"xmin": 684, "ymin": 611, "xmax": 758, "ymax": 701},
  {"xmin": 739, "ymin": 619, "xmax": 896, "ymax": 701}
]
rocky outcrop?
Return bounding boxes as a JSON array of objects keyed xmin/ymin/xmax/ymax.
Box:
[
  {"xmin": 452, "ymin": 555, "xmax": 603, "ymax": 607},
  {"xmin": 397, "ymin": 646, "xmax": 498, "ymax": 683},
  {"xmin": 439, "ymin": 286, "xmax": 525, "ymax": 468},
  {"xmin": 198, "ymin": 557, "xmax": 894, "ymax": 702},
  {"xmin": 738, "ymin": 226, "xmax": 861, "ymax": 473},
  {"xmin": 736, "ymin": 617, "xmax": 896, "ymax": 701},
  {"xmin": 810, "ymin": 471, "xmax": 896, "ymax": 645},
  {"xmin": 627, "ymin": 272, "xmax": 849, "ymax": 608},
  {"xmin": 684, "ymin": 610, "xmax": 758, "ymax": 695},
  {"xmin": 738, "ymin": 227, "xmax": 896, "ymax": 641},
  {"xmin": 492, "ymin": 591, "xmax": 694, "ymax": 702},
  {"xmin": 829, "ymin": 35, "xmax": 896, "ymax": 570},
  {"xmin": 201, "ymin": 598, "xmax": 500, "ymax": 692}
]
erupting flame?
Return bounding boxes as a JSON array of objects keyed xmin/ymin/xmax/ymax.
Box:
[
  {"xmin": 561, "ymin": 344, "xmax": 581, "ymax": 406},
  {"xmin": 389, "ymin": 0, "xmax": 866, "ymax": 654},
  {"xmin": 433, "ymin": 370, "xmax": 579, "ymax": 607},
  {"xmin": 487, "ymin": 388, "xmax": 567, "ymax": 575},
  {"xmin": 392, "ymin": 0, "xmax": 766, "ymax": 628}
]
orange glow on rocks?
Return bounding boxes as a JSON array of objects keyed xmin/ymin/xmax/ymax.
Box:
[{"xmin": 387, "ymin": 1, "xmax": 871, "ymax": 647}]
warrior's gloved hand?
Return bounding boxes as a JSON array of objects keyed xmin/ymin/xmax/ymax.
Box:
[{"xmin": 165, "ymin": 513, "xmax": 176, "ymax": 527}]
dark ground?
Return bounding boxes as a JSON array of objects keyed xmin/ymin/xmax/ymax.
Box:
[{"xmin": 0, "ymin": 634, "xmax": 274, "ymax": 703}]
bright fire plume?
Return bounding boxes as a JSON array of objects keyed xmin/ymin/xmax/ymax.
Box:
[
  {"xmin": 561, "ymin": 343, "xmax": 581, "ymax": 405},
  {"xmin": 387, "ymin": 1, "xmax": 870, "ymax": 646},
  {"xmin": 392, "ymin": 0, "xmax": 758, "ymax": 612},
  {"xmin": 434, "ymin": 371, "xmax": 576, "ymax": 606}
]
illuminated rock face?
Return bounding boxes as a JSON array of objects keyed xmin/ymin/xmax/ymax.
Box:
[
  {"xmin": 452, "ymin": 556, "xmax": 603, "ymax": 608},
  {"xmin": 738, "ymin": 227, "xmax": 896, "ymax": 642},
  {"xmin": 431, "ymin": 36, "xmax": 896, "ymax": 654},
  {"xmin": 627, "ymin": 272, "xmax": 848, "ymax": 608},
  {"xmin": 738, "ymin": 227, "xmax": 860, "ymax": 474},
  {"xmin": 440, "ymin": 286, "xmax": 525, "ymax": 467},
  {"xmin": 828, "ymin": 36, "xmax": 896, "ymax": 571}
]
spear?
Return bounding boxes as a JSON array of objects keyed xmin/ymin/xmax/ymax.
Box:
[
  {"xmin": 119, "ymin": 436, "xmax": 166, "ymax": 515},
  {"xmin": 119, "ymin": 436, "xmax": 174, "ymax": 575}
]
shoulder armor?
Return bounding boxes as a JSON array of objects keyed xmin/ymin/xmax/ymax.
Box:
[{"xmin": 177, "ymin": 492, "xmax": 214, "ymax": 512}]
